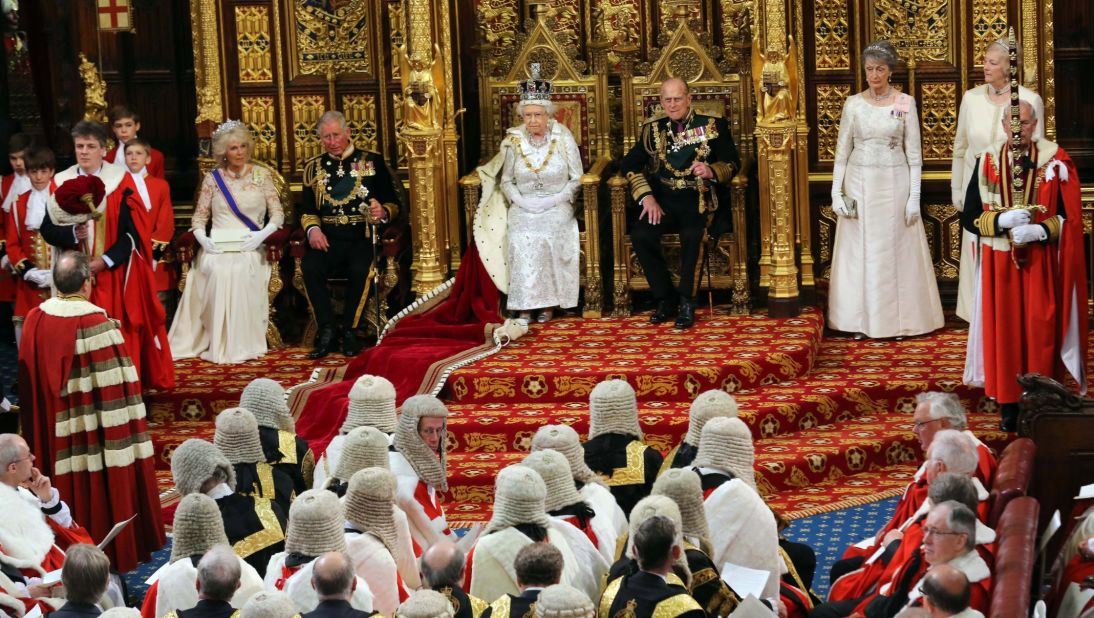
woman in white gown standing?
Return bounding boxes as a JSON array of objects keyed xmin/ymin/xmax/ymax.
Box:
[
  {"xmin": 499, "ymin": 65, "xmax": 583, "ymax": 323},
  {"xmin": 169, "ymin": 121, "xmax": 284, "ymax": 363},
  {"xmin": 828, "ymin": 41, "xmax": 943, "ymax": 339},
  {"xmin": 950, "ymin": 38, "xmax": 1044, "ymax": 321}
]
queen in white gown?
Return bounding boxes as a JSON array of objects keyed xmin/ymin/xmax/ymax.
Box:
[
  {"xmin": 493, "ymin": 69, "xmax": 582, "ymax": 322},
  {"xmin": 828, "ymin": 41, "xmax": 943, "ymax": 339},
  {"xmin": 169, "ymin": 122, "xmax": 284, "ymax": 363}
]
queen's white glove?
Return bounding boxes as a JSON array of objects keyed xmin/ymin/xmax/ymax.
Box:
[
  {"xmin": 193, "ymin": 228, "xmax": 221, "ymax": 255},
  {"xmin": 998, "ymin": 210, "xmax": 1031, "ymax": 229},
  {"xmin": 830, "ymin": 161, "xmax": 855, "ymax": 218},
  {"xmin": 1009, "ymin": 224, "xmax": 1047, "ymax": 245},
  {"xmin": 240, "ymin": 222, "xmax": 278, "ymax": 252},
  {"xmin": 832, "ymin": 194, "xmax": 855, "ymax": 218}
]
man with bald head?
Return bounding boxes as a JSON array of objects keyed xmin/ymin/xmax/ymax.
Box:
[
  {"xmin": 919, "ymin": 564, "xmax": 983, "ymax": 617},
  {"xmin": 619, "ymin": 76, "xmax": 740, "ymax": 329},
  {"xmin": 960, "ymin": 97, "xmax": 1087, "ymax": 431},
  {"xmin": 303, "ymin": 551, "xmax": 373, "ymax": 617},
  {"xmin": 420, "ymin": 540, "xmax": 487, "ymax": 618}
]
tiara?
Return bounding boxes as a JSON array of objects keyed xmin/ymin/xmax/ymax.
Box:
[
  {"xmin": 518, "ymin": 63, "xmax": 553, "ymax": 102},
  {"xmin": 213, "ymin": 119, "xmax": 247, "ymax": 139},
  {"xmin": 864, "ymin": 42, "xmax": 890, "ymax": 55}
]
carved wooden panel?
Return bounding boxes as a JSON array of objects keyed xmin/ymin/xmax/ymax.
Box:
[
  {"xmin": 922, "ymin": 203, "xmax": 961, "ymax": 280},
  {"xmin": 291, "ymin": 0, "xmax": 373, "ymax": 77},
  {"xmin": 815, "ymin": 84, "xmax": 851, "ymax": 162},
  {"xmin": 234, "ymin": 6, "xmax": 273, "ymax": 83},
  {"xmin": 919, "ymin": 82, "xmax": 958, "ymax": 161},
  {"xmin": 291, "ymin": 95, "xmax": 327, "ymax": 169},
  {"xmin": 813, "ymin": 0, "xmax": 851, "ymax": 70},
  {"xmin": 241, "ymin": 96, "xmax": 279, "ymax": 163},
  {"xmin": 341, "ymin": 94, "xmax": 379, "ymax": 153},
  {"xmin": 970, "ymin": 0, "xmax": 1009, "ymax": 66},
  {"xmin": 870, "ymin": 0, "xmax": 953, "ymax": 63}
]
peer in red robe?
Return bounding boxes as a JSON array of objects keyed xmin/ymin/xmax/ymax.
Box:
[
  {"xmin": 122, "ymin": 142, "xmax": 177, "ymax": 294},
  {"xmin": 0, "ymin": 170, "xmax": 31, "ymax": 304},
  {"xmin": 40, "ymin": 160, "xmax": 174, "ymax": 390},
  {"xmin": 18, "ymin": 275, "xmax": 166, "ymax": 572},
  {"xmin": 962, "ymin": 103, "xmax": 1087, "ymax": 429}
]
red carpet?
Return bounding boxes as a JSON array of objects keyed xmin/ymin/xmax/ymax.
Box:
[{"xmin": 147, "ymin": 307, "xmax": 1045, "ymax": 524}]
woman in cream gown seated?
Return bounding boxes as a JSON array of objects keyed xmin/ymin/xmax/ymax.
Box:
[
  {"xmin": 828, "ymin": 40, "xmax": 943, "ymax": 339},
  {"xmin": 169, "ymin": 121, "xmax": 284, "ymax": 363},
  {"xmin": 950, "ymin": 37, "xmax": 1044, "ymax": 321}
]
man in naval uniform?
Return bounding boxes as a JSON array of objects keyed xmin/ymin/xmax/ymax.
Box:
[
  {"xmin": 620, "ymin": 77, "xmax": 740, "ymax": 329},
  {"xmin": 480, "ymin": 543, "xmax": 564, "ymax": 618},
  {"xmin": 301, "ymin": 110, "xmax": 404, "ymax": 358}
]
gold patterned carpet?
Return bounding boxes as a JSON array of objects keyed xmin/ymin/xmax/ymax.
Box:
[{"xmin": 149, "ymin": 307, "xmax": 1023, "ymax": 523}]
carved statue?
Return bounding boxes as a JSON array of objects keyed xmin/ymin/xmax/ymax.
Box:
[
  {"xmin": 78, "ymin": 52, "xmax": 109, "ymax": 124},
  {"xmin": 399, "ymin": 44, "xmax": 445, "ymax": 132},
  {"xmin": 751, "ymin": 37, "xmax": 799, "ymax": 124}
]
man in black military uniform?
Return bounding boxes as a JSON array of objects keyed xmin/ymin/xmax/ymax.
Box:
[
  {"xmin": 598, "ymin": 515, "xmax": 705, "ymax": 618},
  {"xmin": 301, "ymin": 110, "xmax": 404, "ymax": 358},
  {"xmin": 620, "ymin": 77, "xmax": 740, "ymax": 329},
  {"xmin": 421, "ymin": 540, "xmax": 488, "ymax": 618},
  {"xmin": 481, "ymin": 543, "xmax": 563, "ymax": 618}
]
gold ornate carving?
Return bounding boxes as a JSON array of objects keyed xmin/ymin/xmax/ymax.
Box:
[
  {"xmin": 545, "ymin": 0, "xmax": 581, "ymax": 48},
  {"xmin": 924, "ymin": 203, "xmax": 961, "ymax": 280},
  {"xmin": 814, "ymin": 84, "xmax": 850, "ymax": 162},
  {"xmin": 389, "ymin": 2, "xmax": 406, "ymax": 79},
  {"xmin": 1041, "ymin": 0, "xmax": 1055, "ymax": 138},
  {"xmin": 78, "ymin": 53, "xmax": 109, "ymax": 124},
  {"xmin": 341, "ymin": 94, "xmax": 379, "ymax": 153},
  {"xmin": 918, "ymin": 82, "xmax": 957, "ymax": 161},
  {"xmin": 292, "ymin": 0, "xmax": 372, "ymax": 76},
  {"xmin": 719, "ymin": 0, "xmax": 752, "ymax": 69},
  {"xmin": 190, "ymin": 0, "xmax": 224, "ymax": 125},
  {"xmin": 970, "ymin": 0, "xmax": 1007, "ymax": 67},
  {"xmin": 870, "ymin": 0, "xmax": 952, "ymax": 63},
  {"xmin": 291, "ymin": 95, "xmax": 327, "ymax": 171},
  {"xmin": 241, "ymin": 97, "xmax": 278, "ymax": 164},
  {"xmin": 755, "ymin": 125, "xmax": 799, "ymax": 305},
  {"xmin": 668, "ymin": 48, "xmax": 704, "ymax": 82},
  {"xmin": 392, "ymin": 93, "xmax": 408, "ymax": 168},
  {"xmin": 813, "ymin": 0, "xmax": 850, "ymax": 69},
  {"xmin": 234, "ymin": 6, "xmax": 273, "ymax": 83},
  {"xmin": 752, "ymin": 38, "xmax": 798, "ymax": 124},
  {"xmin": 478, "ymin": 0, "xmax": 521, "ymax": 76}
]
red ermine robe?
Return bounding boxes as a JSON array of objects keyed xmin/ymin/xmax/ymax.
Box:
[{"xmin": 18, "ymin": 296, "xmax": 166, "ymax": 572}]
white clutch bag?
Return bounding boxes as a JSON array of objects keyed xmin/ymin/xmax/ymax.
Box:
[{"xmin": 210, "ymin": 228, "xmax": 254, "ymax": 253}]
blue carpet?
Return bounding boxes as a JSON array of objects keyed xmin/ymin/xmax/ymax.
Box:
[
  {"xmin": 781, "ymin": 495, "xmax": 899, "ymax": 600},
  {"xmin": 124, "ymin": 539, "xmax": 172, "ymax": 605}
]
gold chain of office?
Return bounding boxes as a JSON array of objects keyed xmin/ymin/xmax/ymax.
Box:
[
  {"xmin": 511, "ymin": 134, "xmax": 559, "ymax": 174},
  {"xmin": 318, "ymin": 170, "xmax": 368, "ymax": 208}
]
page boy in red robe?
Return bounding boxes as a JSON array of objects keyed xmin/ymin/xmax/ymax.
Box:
[
  {"xmin": 0, "ymin": 133, "xmax": 33, "ymax": 315},
  {"xmin": 5, "ymin": 145, "xmax": 56, "ymax": 343},
  {"xmin": 39, "ymin": 120, "xmax": 174, "ymax": 391},
  {"xmin": 104, "ymin": 105, "xmax": 165, "ymax": 179},
  {"xmin": 123, "ymin": 137, "xmax": 177, "ymax": 313}
]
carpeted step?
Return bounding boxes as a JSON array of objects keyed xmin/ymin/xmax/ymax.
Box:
[{"xmin": 443, "ymin": 308, "xmax": 825, "ymax": 404}]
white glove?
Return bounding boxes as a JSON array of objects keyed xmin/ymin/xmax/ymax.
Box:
[
  {"xmin": 193, "ymin": 228, "xmax": 221, "ymax": 255},
  {"xmin": 998, "ymin": 209, "xmax": 1031, "ymax": 229},
  {"xmin": 240, "ymin": 222, "xmax": 278, "ymax": 252},
  {"xmin": 24, "ymin": 268, "xmax": 52, "ymax": 289},
  {"xmin": 1009, "ymin": 224, "xmax": 1047, "ymax": 244},
  {"xmin": 0, "ymin": 255, "xmax": 10, "ymax": 272},
  {"xmin": 905, "ymin": 166, "xmax": 922, "ymax": 226},
  {"xmin": 830, "ymin": 161, "xmax": 855, "ymax": 218}
]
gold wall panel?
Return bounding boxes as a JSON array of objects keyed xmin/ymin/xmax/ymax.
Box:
[
  {"xmin": 388, "ymin": 1, "xmax": 405, "ymax": 79},
  {"xmin": 923, "ymin": 203, "xmax": 960, "ymax": 280},
  {"xmin": 813, "ymin": 0, "xmax": 851, "ymax": 70},
  {"xmin": 392, "ymin": 93, "xmax": 408, "ymax": 169},
  {"xmin": 970, "ymin": 0, "xmax": 1008, "ymax": 67},
  {"xmin": 815, "ymin": 84, "xmax": 850, "ymax": 162},
  {"xmin": 291, "ymin": 94, "xmax": 327, "ymax": 171},
  {"xmin": 546, "ymin": 0, "xmax": 582, "ymax": 48},
  {"xmin": 870, "ymin": 0, "xmax": 952, "ymax": 63},
  {"xmin": 234, "ymin": 6, "xmax": 273, "ymax": 83},
  {"xmin": 292, "ymin": 0, "xmax": 372, "ymax": 76},
  {"xmin": 919, "ymin": 82, "xmax": 958, "ymax": 161},
  {"xmin": 341, "ymin": 94, "xmax": 379, "ymax": 153},
  {"xmin": 241, "ymin": 96, "xmax": 278, "ymax": 164},
  {"xmin": 478, "ymin": 0, "xmax": 520, "ymax": 76}
]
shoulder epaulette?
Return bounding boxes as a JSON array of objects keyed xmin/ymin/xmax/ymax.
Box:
[{"xmin": 302, "ymin": 156, "xmax": 322, "ymax": 187}]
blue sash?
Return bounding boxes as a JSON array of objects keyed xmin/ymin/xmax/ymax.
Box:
[{"xmin": 211, "ymin": 169, "xmax": 261, "ymax": 231}]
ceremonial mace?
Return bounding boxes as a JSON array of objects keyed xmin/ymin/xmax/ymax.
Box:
[{"xmin": 1003, "ymin": 28, "xmax": 1044, "ymax": 268}]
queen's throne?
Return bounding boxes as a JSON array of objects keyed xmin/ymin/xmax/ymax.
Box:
[
  {"xmin": 609, "ymin": 18, "xmax": 751, "ymax": 316},
  {"xmin": 458, "ymin": 7, "xmax": 609, "ymax": 317}
]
